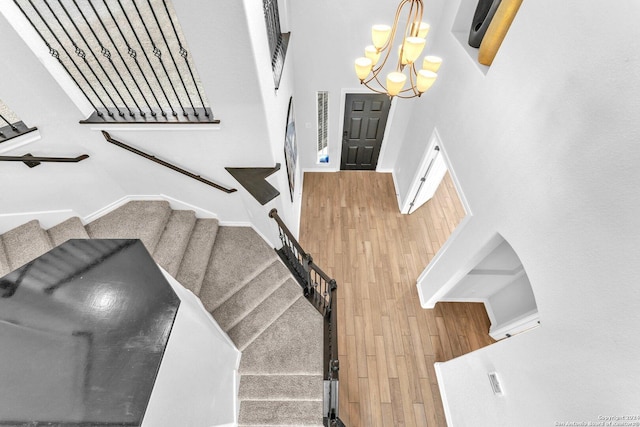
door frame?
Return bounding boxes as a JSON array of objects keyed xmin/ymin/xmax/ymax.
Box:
[
  {"xmin": 400, "ymin": 131, "xmax": 444, "ymax": 213},
  {"xmin": 401, "ymin": 128, "xmax": 472, "ymax": 215},
  {"xmin": 337, "ymin": 87, "xmax": 398, "ymax": 172}
]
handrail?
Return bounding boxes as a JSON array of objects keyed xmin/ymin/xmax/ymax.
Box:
[
  {"xmin": 269, "ymin": 208, "xmax": 308, "ymax": 262},
  {"xmin": 0, "ymin": 154, "xmax": 89, "ymax": 163},
  {"xmin": 102, "ymin": 131, "xmax": 237, "ymax": 194},
  {"xmin": 269, "ymin": 208, "xmax": 342, "ymax": 426}
]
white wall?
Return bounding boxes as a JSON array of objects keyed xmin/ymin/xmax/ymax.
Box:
[
  {"xmin": 410, "ymin": 0, "xmax": 640, "ymax": 425},
  {"xmin": 0, "ymin": 0, "xmax": 300, "ymax": 244},
  {"xmin": 144, "ymin": 269, "xmax": 240, "ymax": 427}
]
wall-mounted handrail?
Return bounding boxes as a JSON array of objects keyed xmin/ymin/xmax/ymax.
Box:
[
  {"xmin": 101, "ymin": 131, "xmax": 236, "ymax": 194},
  {"xmin": 0, "ymin": 154, "xmax": 89, "ymax": 163},
  {"xmin": 269, "ymin": 208, "xmax": 342, "ymax": 426}
]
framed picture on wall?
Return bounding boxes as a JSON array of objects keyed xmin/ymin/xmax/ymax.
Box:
[{"xmin": 284, "ymin": 97, "xmax": 297, "ymax": 202}]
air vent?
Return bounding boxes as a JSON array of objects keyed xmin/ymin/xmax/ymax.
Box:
[
  {"xmin": 317, "ymin": 91, "xmax": 329, "ymax": 163},
  {"xmin": 488, "ymin": 372, "xmax": 504, "ymax": 396}
]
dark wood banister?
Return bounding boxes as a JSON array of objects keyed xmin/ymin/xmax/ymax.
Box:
[
  {"xmin": 101, "ymin": 131, "xmax": 237, "ymax": 194},
  {"xmin": 269, "ymin": 208, "xmax": 308, "ymax": 261},
  {"xmin": 269, "ymin": 208, "xmax": 342, "ymax": 425}
]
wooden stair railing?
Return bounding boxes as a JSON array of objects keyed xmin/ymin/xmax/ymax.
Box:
[{"xmin": 268, "ymin": 209, "xmax": 343, "ymax": 427}]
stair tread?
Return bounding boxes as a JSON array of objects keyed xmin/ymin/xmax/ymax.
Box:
[
  {"xmin": 85, "ymin": 200, "xmax": 171, "ymax": 253},
  {"xmin": 0, "ymin": 241, "xmax": 10, "ymax": 277},
  {"xmin": 152, "ymin": 210, "xmax": 197, "ymax": 277},
  {"xmin": 239, "ymin": 375, "xmax": 324, "ymax": 401},
  {"xmin": 175, "ymin": 218, "xmax": 219, "ymax": 296},
  {"xmin": 199, "ymin": 226, "xmax": 278, "ymax": 312},
  {"xmin": 238, "ymin": 400, "xmax": 324, "ymax": 426},
  {"xmin": 47, "ymin": 217, "xmax": 89, "ymax": 247},
  {"xmin": 1, "ymin": 220, "xmax": 53, "ymax": 270},
  {"xmin": 228, "ymin": 278, "xmax": 303, "ymax": 351},
  {"xmin": 240, "ymin": 297, "xmax": 323, "ymax": 375},
  {"xmin": 212, "ymin": 259, "xmax": 291, "ymax": 331}
]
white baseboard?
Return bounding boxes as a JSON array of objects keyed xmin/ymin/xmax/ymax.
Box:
[
  {"xmin": 1, "ymin": 194, "xmax": 277, "ymax": 253},
  {"xmin": 302, "ymin": 167, "xmax": 338, "ymax": 173},
  {"xmin": 0, "ymin": 209, "xmax": 75, "ymax": 234},
  {"xmin": 0, "ymin": 129, "xmax": 41, "ymax": 155},
  {"xmin": 489, "ymin": 309, "xmax": 540, "ymax": 340},
  {"xmin": 390, "ymin": 169, "xmax": 403, "ymax": 212},
  {"xmin": 83, "ymin": 194, "xmax": 220, "ymax": 224}
]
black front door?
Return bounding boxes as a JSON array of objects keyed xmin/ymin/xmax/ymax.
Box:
[{"xmin": 340, "ymin": 93, "xmax": 392, "ymax": 170}]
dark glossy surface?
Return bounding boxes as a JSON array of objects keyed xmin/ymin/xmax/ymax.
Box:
[{"xmin": 0, "ymin": 239, "xmax": 180, "ymax": 426}]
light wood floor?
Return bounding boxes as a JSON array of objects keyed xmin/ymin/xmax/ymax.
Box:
[{"xmin": 299, "ymin": 171, "xmax": 495, "ymax": 427}]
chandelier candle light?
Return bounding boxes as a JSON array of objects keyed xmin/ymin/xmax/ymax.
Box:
[{"xmin": 355, "ymin": 0, "xmax": 442, "ymax": 98}]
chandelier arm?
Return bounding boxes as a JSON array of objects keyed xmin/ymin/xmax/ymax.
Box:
[
  {"xmin": 411, "ymin": 0, "xmax": 424, "ymax": 37},
  {"xmin": 361, "ymin": 80, "xmax": 389, "ymax": 96},
  {"xmin": 398, "ymin": 0, "xmax": 416, "ymax": 70},
  {"xmin": 389, "ymin": 0, "xmax": 411, "ymax": 71},
  {"xmin": 395, "ymin": 92, "xmax": 420, "ymax": 99},
  {"xmin": 369, "ymin": 71, "xmax": 388, "ymax": 92},
  {"xmin": 410, "ymin": 63, "xmax": 419, "ymax": 96},
  {"xmin": 358, "ymin": 0, "xmax": 431, "ymax": 99}
]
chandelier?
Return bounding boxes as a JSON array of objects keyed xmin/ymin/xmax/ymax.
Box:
[{"xmin": 354, "ymin": 0, "xmax": 442, "ymax": 99}]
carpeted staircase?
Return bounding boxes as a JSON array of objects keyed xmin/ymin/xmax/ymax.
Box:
[{"xmin": 0, "ymin": 200, "xmax": 324, "ymax": 427}]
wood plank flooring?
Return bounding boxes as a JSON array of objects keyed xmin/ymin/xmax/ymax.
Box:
[{"xmin": 299, "ymin": 171, "xmax": 495, "ymax": 427}]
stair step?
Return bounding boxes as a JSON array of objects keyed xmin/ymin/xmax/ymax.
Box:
[
  {"xmin": 239, "ymin": 375, "xmax": 324, "ymax": 401},
  {"xmin": 152, "ymin": 210, "xmax": 197, "ymax": 277},
  {"xmin": 238, "ymin": 400, "xmax": 324, "ymax": 426},
  {"xmin": 47, "ymin": 217, "xmax": 89, "ymax": 247},
  {"xmin": 1, "ymin": 220, "xmax": 53, "ymax": 270},
  {"xmin": 175, "ymin": 218, "xmax": 219, "ymax": 296},
  {"xmin": 228, "ymin": 279, "xmax": 302, "ymax": 351},
  {"xmin": 198, "ymin": 226, "xmax": 278, "ymax": 312},
  {"xmin": 212, "ymin": 259, "xmax": 291, "ymax": 332},
  {"xmin": 240, "ymin": 297, "xmax": 323, "ymax": 375},
  {"xmin": 85, "ymin": 200, "xmax": 171, "ymax": 253},
  {"xmin": 0, "ymin": 241, "xmax": 10, "ymax": 277}
]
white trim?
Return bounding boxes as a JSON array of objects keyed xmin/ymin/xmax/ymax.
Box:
[
  {"xmin": 390, "ymin": 169, "xmax": 403, "ymax": 212},
  {"xmin": 83, "ymin": 195, "xmax": 162, "ymax": 224},
  {"xmin": 375, "ymin": 97, "xmax": 398, "ymax": 171},
  {"xmin": 302, "ymin": 167, "xmax": 336, "ymax": 173},
  {"xmin": 217, "ymin": 220, "xmax": 252, "ymax": 227},
  {"xmin": 233, "ymin": 369, "xmax": 241, "ymax": 426},
  {"xmin": 415, "ymin": 128, "xmax": 477, "ymax": 308},
  {"xmin": 418, "ymin": 214, "xmax": 474, "ymax": 308},
  {"xmin": 159, "ymin": 194, "xmax": 219, "ymax": 219},
  {"xmin": 295, "ymin": 170, "xmax": 305, "ymax": 236},
  {"xmin": 400, "ymin": 131, "xmax": 442, "ymax": 214},
  {"xmin": 159, "ymin": 267, "xmax": 238, "ymax": 352},
  {"xmin": 434, "ymin": 362, "xmax": 454, "ymax": 427},
  {"xmin": 88, "ymin": 124, "xmax": 221, "ymax": 132},
  {"xmin": 0, "ymin": 209, "xmax": 75, "ymax": 234},
  {"xmin": 83, "ymin": 194, "xmax": 220, "ymax": 224},
  {"xmin": 0, "ymin": 129, "xmax": 41, "ymax": 154},
  {"xmin": 436, "ymin": 129, "xmax": 472, "ymax": 215},
  {"xmin": 489, "ymin": 309, "xmax": 540, "ymax": 340}
]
